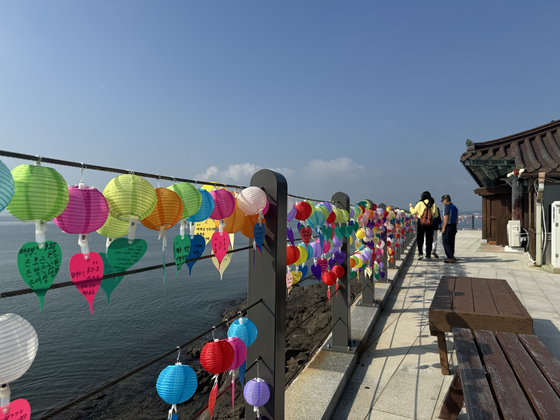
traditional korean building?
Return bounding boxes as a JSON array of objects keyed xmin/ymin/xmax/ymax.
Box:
[{"xmin": 460, "ymin": 119, "xmax": 560, "ymax": 267}]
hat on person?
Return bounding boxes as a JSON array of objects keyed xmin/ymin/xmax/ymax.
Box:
[{"xmin": 441, "ymin": 194, "xmax": 451, "ymax": 202}]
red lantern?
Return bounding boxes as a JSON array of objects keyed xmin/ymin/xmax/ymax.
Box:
[
  {"xmin": 332, "ymin": 265, "xmax": 345, "ymax": 278},
  {"xmin": 321, "ymin": 271, "xmax": 337, "ymax": 286},
  {"xmin": 200, "ymin": 339, "xmax": 234, "ymax": 375},
  {"xmin": 294, "ymin": 201, "xmax": 312, "ymax": 221},
  {"xmin": 371, "ymin": 203, "xmax": 377, "ymax": 211},
  {"xmin": 326, "ymin": 211, "xmax": 336, "ymax": 224},
  {"xmin": 383, "ymin": 211, "xmax": 389, "ymax": 218},
  {"xmin": 286, "ymin": 245, "xmax": 300, "ymax": 266}
]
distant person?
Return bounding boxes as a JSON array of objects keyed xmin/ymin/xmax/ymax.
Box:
[
  {"xmin": 409, "ymin": 191, "xmax": 439, "ymax": 261},
  {"xmin": 423, "ymin": 205, "xmax": 442, "ymax": 258},
  {"xmin": 441, "ymin": 194, "xmax": 458, "ymax": 263}
]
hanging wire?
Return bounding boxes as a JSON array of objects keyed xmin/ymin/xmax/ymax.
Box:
[
  {"xmin": 38, "ymin": 298, "xmax": 264, "ymax": 420},
  {"xmin": 0, "ymin": 150, "xmax": 330, "ymax": 203},
  {"xmin": 0, "ymin": 245, "xmax": 253, "ymax": 299}
]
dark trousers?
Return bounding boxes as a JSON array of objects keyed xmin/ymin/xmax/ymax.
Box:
[
  {"xmin": 443, "ymin": 224, "xmax": 457, "ymax": 258},
  {"xmin": 417, "ymin": 223, "xmax": 434, "ymax": 257}
]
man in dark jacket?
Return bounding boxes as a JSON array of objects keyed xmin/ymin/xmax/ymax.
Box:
[{"xmin": 441, "ymin": 194, "xmax": 458, "ymax": 263}]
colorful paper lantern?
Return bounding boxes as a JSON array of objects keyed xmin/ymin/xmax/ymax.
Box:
[
  {"xmin": 201, "ymin": 339, "xmax": 235, "ymax": 375},
  {"xmin": 141, "ymin": 188, "xmax": 183, "ymax": 236},
  {"xmin": 244, "ymin": 378, "xmax": 270, "ymax": 419},
  {"xmin": 54, "ymin": 184, "xmax": 109, "ymax": 255},
  {"xmin": 294, "ymin": 201, "xmax": 312, "ymax": 221},
  {"xmin": 0, "ymin": 159, "xmax": 15, "ymax": 212},
  {"xmin": 156, "ymin": 364, "xmax": 197, "ymax": 403},
  {"xmin": 209, "ymin": 189, "xmax": 235, "ymax": 221},
  {"xmin": 97, "ymin": 213, "xmax": 129, "ymax": 246},
  {"xmin": 237, "ymin": 186, "xmax": 267, "ymax": 216},
  {"xmin": 156, "ymin": 360, "xmax": 197, "ymax": 420},
  {"xmin": 103, "ymin": 174, "xmax": 157, "ymax": 242},
  {"xmin": 214, "ymin": 201, "xmax": 245, "ymax": 234},
  {"xmin": 240, "ymin": 214, "xmax": 265, "ymax": 239},
  {"xmin": 0, "ymin": 313, "xmax": 38, "ymax": 408},
  {"xmin": 332, "ymin": 265, "xmax": 345, "ymax": 278},
  {"xmin": 286, "ymin": 245, "xmax": 300, "ymax": 266},
  {"xmin": 167, "ymin": 182, "xmax": 202, "ymax": 219},
  {"xmin": 187, "ymin": 188, "xmax": 215, "ymax": 223},
  {"xmin": 7, "ymin": 164, "xmax": 69, "ymax": 244},
  {"xmin": 321, "ymin": 270, "xmax": 337, "ymax": 286},
  {"xmin": 228, "ymin": 317, "xmax": 258, "ymax": 347}
]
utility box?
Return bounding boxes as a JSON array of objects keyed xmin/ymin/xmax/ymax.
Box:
[
  {"xmin": 551, "ymin": 201, "xmax": 560, "ymax": 267},
  {"xmin": 507, "ymin": 220, "xmax": 521, "ymax": 247}
]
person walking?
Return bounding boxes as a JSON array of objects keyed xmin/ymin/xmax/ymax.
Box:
[
  {"xmin": 441, "ymin": 194, "xmax": 458, "ymax": 263},
  {"xmin": 423, "ymin": 205, "xmax": 442, "ymax": 258},
  {"xmin": 409, "ymin": 191, "xmax": 439, "ymax": 261}
]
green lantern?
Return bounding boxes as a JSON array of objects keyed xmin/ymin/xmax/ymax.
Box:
[
  {"xmin": 7, "ymin": 164, "xmax": 69, "ymax": 245},
  {"xmin": 103, "ymin": 174, "xmax": 157, "ymax": 242},
  {"xmin": 167, "ymin": 182, "xmax": 202, "ymax": 238}
]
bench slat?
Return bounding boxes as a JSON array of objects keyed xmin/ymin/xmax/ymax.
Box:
[
  {"xmin": 472, "ymin": 279, "xmax": 498, "ymax": 315},
  {"xmin": 453, "ymin": 328, "xmax": 500, "ymax": 419},
  {"xmin": 452, "ymin": 278, "xmax": 474, "ymax": 313},
  {"xmin": 520, "ymin": 334, "xmax": 560, "ymax": 396},
  {"xmin": 474, "ymin": 330, "xmax": 536, "ymax": 420},
  {"xmin": 431, "ymin": 276, "xmax": 455, "ymax": 310},
  {"xmin": 487, "ymin": 281, "xmax": 524, "ymax": 317},
  {"xmin": 496, "ymin": 331, "xmax": 560, "ymax": 418}
]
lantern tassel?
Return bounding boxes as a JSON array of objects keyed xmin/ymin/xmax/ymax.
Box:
[
  {"xmin": 78, "ymin": 233, "xmax": 90, "ymax": 259},
  {"xmin": 327, "ymin": 286, "xmax": 331, "ymax": 306},
  {"xmin": 208, "ymin": 375, "xmax": 219, "ymax": 420},
  {"xmin": 231, "ymin": 370, "xmax": 235, "ymax": 416},
  {"xmin": 0, "ymin": 384, "xmax": 10, "ymax": 414},
  {"xmin": 35, "ymin": 220, "xmax": 47, "ymax": 249}
]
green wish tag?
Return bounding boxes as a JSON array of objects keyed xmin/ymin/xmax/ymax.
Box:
[
  {"xmin": 107, "ymin": 238, "xmax": 147, "ymax": 272},
  {"xmin": 173, "ymin": 235, "xmax": 191, "ymax": 278},
  {"xmin": 17, "ymin": 241, "xmax": 62, "ymax": 310},
  {"xmin": 99, "ymin": 252, "xmax": 124, "ymax": 304}
]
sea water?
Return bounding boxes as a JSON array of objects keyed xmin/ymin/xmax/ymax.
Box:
[{"xmin": 0, "ymin": 214, "xmax": 248, "ymax": 415}]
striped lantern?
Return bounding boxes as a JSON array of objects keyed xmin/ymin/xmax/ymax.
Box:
[
  {"xmin": 0, "ymin": 159, "xmax": 15, "ymax": 212},
  {"xmin": 225, "ymin": 337, "xmax": 247, "ymax": 371},
  {"xmin": 240, "ymin": 214, "xmax": 266, "ymax": 239},
  {"xmin": 200, "ymin": 339, "xmax": 234, "ymax": 375},
  {"xmin": 187, "ymin": 188, "xmax": 215, "ymax": 223},
  {"xmin": 214, "ymin": 201, "xmax": 245, "ymax": 234},
  {"xmin": 167, "ymin": 182, "xmax": 202, "ymax": 219},
  {"xmin": 103, "ymin": 174, "xmax": 157, "ymax": 242},
  {"xmin": 140, "ymin": 188, "xmax": 183, "ymax": 232},
  {"xmin": 294, "ymin": 201, "xmax": 312, "ymax": 221},
  {"xmin": 0, "ymin": 314, "xmax": 38, "ymax": 385},
  {"xmin": 244, "ymin": 378, "xmax": 271, "ymax": 418},
  {"xmin": 97, "ymin": 213, "xmax": 129, "ymax": 239},
  {"xmin": 54, "ymin": 184, "xmax": 109, "ymax": 234},
  {"xmin": 209, "ymin": 189, "xmax": 235, "ymax": 220},
  {"xmin": 156, "ymin": 363, "xmax": 197, "ymax": 404},
  {"xmin": 237, "ymin": 187, "xmax": 267, "ymax": 216},
  {"xmin": 7, "ymin": 164, "xmax": 69, "ymax": 222},
  {"xmin": 227, "ymin": 317, "xmax": 258, "ymax": 348}
]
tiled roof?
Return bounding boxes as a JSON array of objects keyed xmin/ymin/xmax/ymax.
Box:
[{"xmin": 460, "ymin": 120, "xmax": 560, "ymax": 187}]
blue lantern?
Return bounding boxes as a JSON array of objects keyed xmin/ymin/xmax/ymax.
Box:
[
  {"xmin": 0, "ymin": 159, "xmax": 14, "ymax": 212},
  {"xmin": 156, "ymin": 360, "xmax": 197, "ymax": 419},
  {"xmin": 227, "ymin": 317, "xmax": 258, "ymax": 347}
]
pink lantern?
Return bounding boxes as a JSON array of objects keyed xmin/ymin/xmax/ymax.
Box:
[{"xmin": 210, "ymin": 189, "xmax": 236, "ymax": 221}]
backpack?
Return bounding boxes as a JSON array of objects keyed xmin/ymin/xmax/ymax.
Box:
[{"xmin": 419, "ymin": 201, "xmax": 433, "ymax": 226}]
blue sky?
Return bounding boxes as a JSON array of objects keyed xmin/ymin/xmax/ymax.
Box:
[{"xmin": 1, "ymin": 1, "xmax": 559, "ymax": 212}]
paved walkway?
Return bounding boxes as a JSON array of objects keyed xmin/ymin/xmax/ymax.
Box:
[{"xmin": 332, "ymin": 230, "xmax": 560, "ymax": 420}]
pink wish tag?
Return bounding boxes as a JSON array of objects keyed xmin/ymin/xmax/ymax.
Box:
[
  {"xmin": 0, "ymin": 398, "xmax": 31, "ymax": 420},
  {"xmin": 318, "ymin": 258, "xmax": 329, "ymax": 273},
  {"xmin": 69, "ymin": 252, "xmax": 103, "ymax": 313},
  {"xmin": 286, "ymin": 272, "xmax": 293, "ymax": 289},
  {"xmin": 300, "ymin": 226, "xmax": 312, "ymax": 245},
  {"xmin": 211, "ymin": 232, "xmax": 229, "ymax": 269}
]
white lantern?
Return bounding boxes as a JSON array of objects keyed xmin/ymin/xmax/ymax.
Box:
[
  {"xmin": 237, "ymin": 187, "xmax": 267, "ymax": 216},
  {"xmin": 0, "ymin": 314, "xmax": 38, "ymax": 385}
]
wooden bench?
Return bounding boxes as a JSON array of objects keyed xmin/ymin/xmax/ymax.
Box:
[
  {"xmin": 438, "ymin": 328, "xmax": 560, "ymax": 420},
  {"xmin": 429, "ymin": 276, "xmax": 533, "ymax": 374}
]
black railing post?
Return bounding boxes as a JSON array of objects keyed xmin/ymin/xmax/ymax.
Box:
[
  {"xmin": 361, "ymin": 199, "xmax": 374, "ymax": 307},
  {"xmin": 247, "ymin": 169, "xmax": 287, "ymax": 420},
  {"xmin": 329, "ymin": 191, "xmax": 352, "ymax": 350}
]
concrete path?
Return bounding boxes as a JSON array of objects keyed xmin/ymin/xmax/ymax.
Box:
[{"xmin": 331, "ymin": 230, "xmax": 560, "ymax": 420}]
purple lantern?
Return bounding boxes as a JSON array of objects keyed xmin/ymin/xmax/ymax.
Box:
[{"xmin": 244, "ymin": 378, "xmax": 270, "ymax": 419}]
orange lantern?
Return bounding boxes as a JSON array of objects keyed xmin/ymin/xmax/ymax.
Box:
[
  {"xmin": 214, "ymin": 200, "xmax": 245, "ymax": 234},
  {"xmin": 240, "ymin": 214, "xmax": 266, "ymax": 239}
]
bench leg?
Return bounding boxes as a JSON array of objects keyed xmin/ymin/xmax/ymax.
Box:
[
  {"xmin": 437, "ymin": 371, "xmax": 464, "ymax": 419},
  {"xmin": 437, "ymin": 332, "xmax": 450, "ymax": 375}
]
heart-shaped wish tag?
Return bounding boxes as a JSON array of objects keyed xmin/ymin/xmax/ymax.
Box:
[
  {"xmin": 0, "ymin": 398, "xmax": 31, "ymax": 420},
  {"xmin": 69, "ymin": 252, "xmax": 103, "ymax": 313},
  {"xmin": 317, "ymin": 258, "xmax": 329, "ymax": 273},
  {"xmin": 253, "ymin": 223, "xmax": 265, "ymax": 255},
  {"xmin": 311, "ymin": 264, "xmax": 322, "ymax": 281},
  {"xmin": 107, "ymin": 238, "xmax": 147, "ymax": 272},
  {"xmin": 173, "ymin": 234, "xmax": 191, "ymax": 278},
  {"xmin": 212, "ymin": 234, "xmax": 234, "ymax": 280},
  {"xmin": 286, "ymin": 271, "xmax": 293, "ymax": 289},
  {"xmin": 17, "ymin": 241, "xmax": 62, "ymax": 310},
  {"xmin": 99, "ymin": 252, "xmax": 124, "ymax": 304},
  {"xmin": 286, "ymin": 227, "xmax": 295, "ymax": 246},
  {"xmin": 291, "ymin": 270, "xmax": 303, "ymax": 285},
  {"xmin": 298, "ymin": 264, "xmax": 309, "ymax": 279},
  {"xmin": 186, "ymin": 234, "xmax": 206, "ymax": 275},
  {"xmin": 211, "ymin": 231, "xmax": 229, "ymax": 269},
  {"xmin": 300, "ymin": 226, "xmax": 313, "ymax": 246}
]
